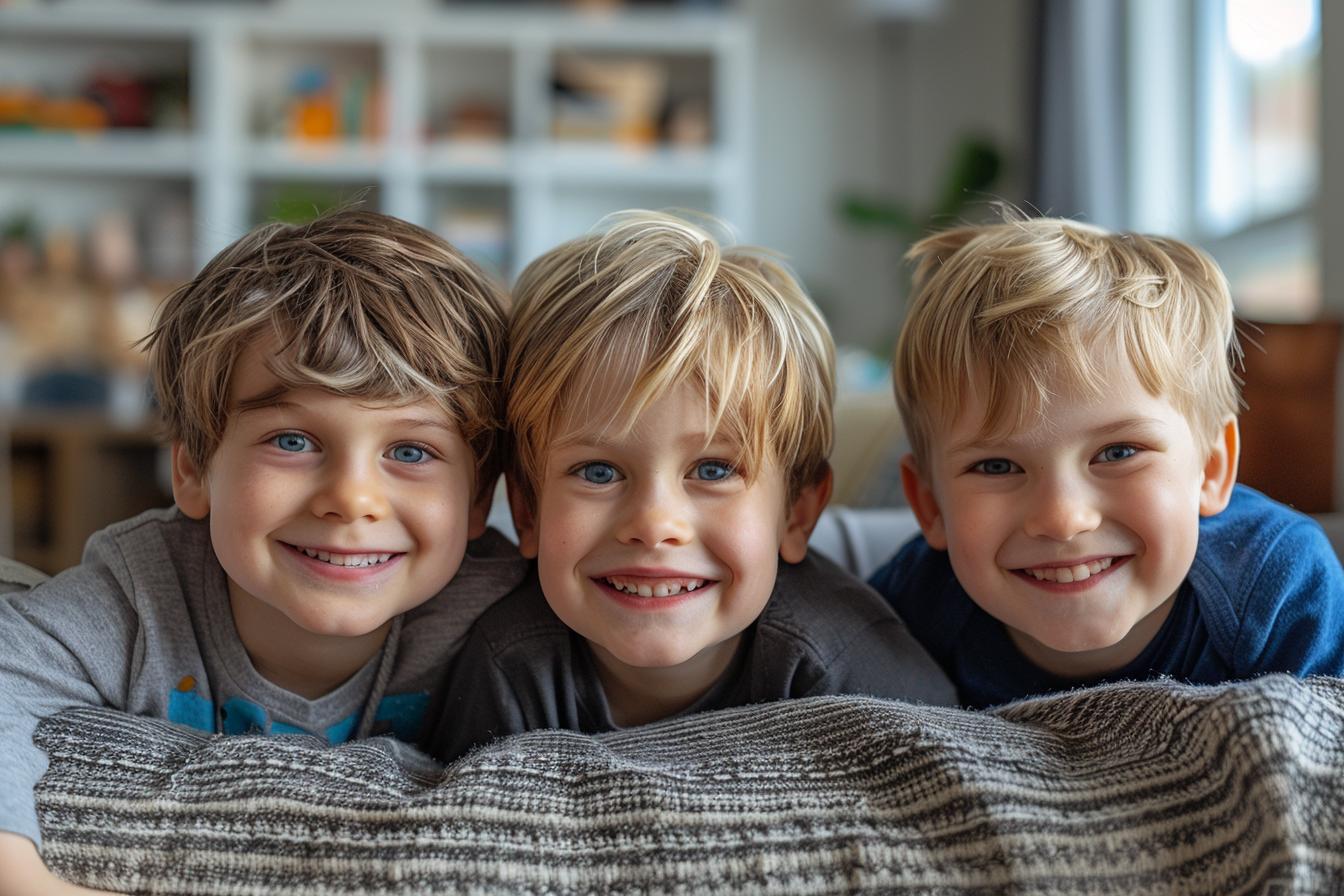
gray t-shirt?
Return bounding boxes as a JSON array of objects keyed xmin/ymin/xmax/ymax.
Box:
[
  {"xmin": 430, "ymin": 549, "xmax": 957, "ymax": 762},
  {"xmin": 0, "ymin": 506, "xmax": 527, "ymax": 848}
]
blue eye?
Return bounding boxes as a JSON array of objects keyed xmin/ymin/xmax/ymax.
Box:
[
  {"xmin": 1096, "ymin": 444, "xmax": 1138, "ymax": 463},
  {"xmin": 973, "ymin": 458, "xmax": 1016, "ymax": 475},
  {"xmin": 272, "ymin": 433, "xmax": 310, "ymax": 453},
  {"xmin": 694, "ymin": 460, "xmax": 734, "ymax": 481},
  {"xmin": 392, "ymin": 444, "xmax": 428, "ymax": 464},
  {"xmin": 577, "ymin": 462, "xmax": 619, "ymax": 485}
]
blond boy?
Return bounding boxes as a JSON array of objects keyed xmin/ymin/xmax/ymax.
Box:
[
  {"xmin": 430, "ymin": 212, "xmax": 954, "ymax": 761},
  {"xmin": 873, "ymin": 216, "xmax": 1344, "ymax": 709},
  {"xmin": 0, "ymin": 209, "xmax": 527, "ymax": 895}
]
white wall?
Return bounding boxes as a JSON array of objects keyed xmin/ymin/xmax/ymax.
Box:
[{"xmin": 743, "ymin": 0, "xmax": 1036, "ymax": 351}]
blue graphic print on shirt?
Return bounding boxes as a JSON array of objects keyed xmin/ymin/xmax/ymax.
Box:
[{"xmin": 166, "ymin": 678, "xmax": 430, "ymax": 745}]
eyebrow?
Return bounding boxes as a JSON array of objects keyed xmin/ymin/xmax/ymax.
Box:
[
  {"xmin": 559, "ymin": 429, "xmax": 722, "ymax": 452},
  {"xmin": 234, "ymin": 393, "xmax": 457, "ymax": 433},
  {"xmin": 946, "ymin": 416, "xmax": 1169, "ymax": 456},
  {"xmin": 232, "ymin": 385, "xmax": 293, "ymax": 415}
]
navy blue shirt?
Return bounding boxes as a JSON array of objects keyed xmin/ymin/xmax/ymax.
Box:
[{"xmin": 869, "ymin": 485, "xmax": 1344, "ymax": 709}]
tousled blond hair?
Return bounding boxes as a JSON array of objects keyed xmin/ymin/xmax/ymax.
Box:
[
  {"xmin": 507, "ymin": 210, "xmax": 835, "ymax": 510},
  {"xmin": 143, "ymin": 207, "xmax": 509, "ymax": 503},
  {"xmin": 896, "ymin": 216, "xmax": 1242, "ymax": 468}
]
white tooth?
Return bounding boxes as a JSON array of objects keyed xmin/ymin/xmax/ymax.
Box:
[
  {"xmin": 1088, "ymin": 561, "xmax": 1103, "ymax": 574},
  {"xmin": 1055, "ymin": 567, "xmax": 1074, "ymax": 583},
  {"xmin": 317, "ymin": 550, "xmax": 331, "ymax": 563},
  {"xmin": 690, "ymin": 580, "xmax": 702, "ymax": 591},
  {"xmin": 1070, "ymin": 563, "xmax": 1090, "ymax": 581},
  {"xmin": 637, "ymin": 585, "xmax": 653, "ymax": 597},
  {"xmin": 653, "ymin": 584, "xmax": 671, "ymax": 597}
]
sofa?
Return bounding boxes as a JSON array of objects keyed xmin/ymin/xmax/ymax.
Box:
[{"xmin": 11, "ymin": 508, "xmax": 1344, "ymax": 895}]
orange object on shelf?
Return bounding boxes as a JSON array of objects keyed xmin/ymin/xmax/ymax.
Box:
[{"xmin": 291, "ymin": 95, "xmax": 337, "ymax": 141}]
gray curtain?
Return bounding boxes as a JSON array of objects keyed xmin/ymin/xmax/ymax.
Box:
[{"xmin": 1034, "ymin": 0, "xmax": 1128, "ymax": 228}]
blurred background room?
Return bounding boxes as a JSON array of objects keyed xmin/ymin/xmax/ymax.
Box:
[{"xmin": 0, "ymin": 0, "xmax": 1331, "ymax": 573}]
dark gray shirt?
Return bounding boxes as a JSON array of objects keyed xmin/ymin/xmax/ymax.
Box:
[{"xmin": 431, "ymin": 549, "xmax": 957, "ymax": 762}]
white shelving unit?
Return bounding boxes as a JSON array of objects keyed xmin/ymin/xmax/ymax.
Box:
[{"xmin": 0, "ymin": 1, "xmax": 753, "ymax": 278}]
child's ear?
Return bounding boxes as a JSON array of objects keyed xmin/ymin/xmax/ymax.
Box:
[
  {"xmin": 467, "ymin": 474, "xmax": 496, "ymax": 541},
  {"xmin": 1199, "ymin": 417, "xmax": 1240, "ymax": 517},
  {"xmin": 171, "ymin": 442, "xmax": 211, "ymax": 520},
  {"xmin": 505, "ymin": 473, "xmax": 539, "ymax": 559},
  {"xmin": 901, "ymin": 453, "xmax": 948, "ymax": 550},
  {"xmin": 780, "ymin": 466, "xmax": 833, "ymax": 564}
]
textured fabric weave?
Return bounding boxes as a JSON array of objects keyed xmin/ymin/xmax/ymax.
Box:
[{"xmin": 35, "ymin": 674, "xmax": 1344, "ymax": 895}]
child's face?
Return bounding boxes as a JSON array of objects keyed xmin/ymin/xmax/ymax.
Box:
[
  {"xmin": 903, "ymin": 355, "xmax": 1236, "ymax": 678},
  {"xmin": 172, "ymin": 345, "xmax": 487, "ymax": 645},
  {"xmin": 513, "ymin": 381, "xmax": 822, "ymax": 682}
]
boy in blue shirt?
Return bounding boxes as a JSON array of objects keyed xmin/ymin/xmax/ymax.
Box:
[
  {"xmin": 431, "ymin": 211, "xmax": 954, "ymax": 761},
  {"xmin": 0, "ymin": 209, "xmax": 527, "ymax": 895},
  {"xmin": 870, "ymin": 215, "xmax": 1344, "ymax": 709}
]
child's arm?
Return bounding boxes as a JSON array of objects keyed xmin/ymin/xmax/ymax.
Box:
[
  {"xmin": 0, "ymin": 548, "xmax": 153, "ymax": 864},
  {"xmin": 0, "ymin": 832, "xmax": 126, "ymax": 896}
]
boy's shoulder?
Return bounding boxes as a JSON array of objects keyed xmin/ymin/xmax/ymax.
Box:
[
  {"xmin": 766, "ymin": 550, "xmax": 897, "ymax": 634},
  {"xmin": 452, "ymin": 564, "xmax": 570, "ymax": 657},
  {"xmin": 1198, "ymin": 483, "xmax": 1321, "ymax": 542},
  {"xmin": 1192, "ymin": 483, "xmax": 1338, "ymax": 594},
  {"xmin": 399, "ymin": 527, "xmax": 532, "ymax": 649},
  {"xmin": 1187, "ymin": 484, "xmax": 1344, "ymax": 676},
  {"xmin": 0, "ymin": 556, "xmax": 48, "ymax": 594},
  {"xmin": 30, "ymin": 506, "xmax": 208, "ymax": 592},
  {"xmin": 866, "ymin": 534, "xmax": 978, "ymax": 660},
  {"xmin": 754, "ymin": 549, "xmax": 958, "ymax": 706}
]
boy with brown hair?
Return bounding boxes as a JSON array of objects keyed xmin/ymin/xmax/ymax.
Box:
[
  {"xmin": 0, "ymin": 208, "xmax": 527, "ymax": 895},
  {"xmin": 431, "ymin": 211, "xmax": 954, "ymax": 762},
  {"xmin": 872, "ymin": 215, "xmax": 1344, "ymax": 709}
]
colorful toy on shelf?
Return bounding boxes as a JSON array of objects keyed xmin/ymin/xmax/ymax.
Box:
[
  {"xmin": 288, "ymin": 66, "xmax": 338, "ymax": 141},
  {"xmin": 286, "ymin": 65, "xmax": 383, "ymax": 144}
]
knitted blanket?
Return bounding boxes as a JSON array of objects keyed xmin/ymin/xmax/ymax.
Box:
[{"xmin": 33, "ymin": 674, "xmax": 1344, "ymax": 895}]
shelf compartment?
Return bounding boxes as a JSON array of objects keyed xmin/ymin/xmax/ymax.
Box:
[
  {"xmin": 430, "ymin": 184, "xmax": 512, "ymax": 280},
  {"xmin": 250, "ymin": 178, "xmax": 383, "ymax": 227},
  {"xmin": 425, "ymin": 42, "xmax": 513, "ymax": 146},
  {"xmin": 244, "ymin": 35, "xmax": 384, "ymax": 146},
  {"xmin": 7, "ymin": 415, "xmax": 171, "ymax": 576},
  {"xmin": 547, "ymin": 46, "xmax": 715, "ymax": 150},
  {"xmin": 0, "ymin": 31, "xmax": 192, "ymax": 133}
]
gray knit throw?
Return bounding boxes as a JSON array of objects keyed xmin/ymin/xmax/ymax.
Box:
[{"xmin": 34, "ymin": 674, "xmax": 1344, "ymax": 895}]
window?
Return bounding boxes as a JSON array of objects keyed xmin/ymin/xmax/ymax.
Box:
[{"xmin": 1129, "ymin": 0, "xmax": 1320, "ymax": 320}]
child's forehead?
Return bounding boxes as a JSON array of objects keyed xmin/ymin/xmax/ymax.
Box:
[
  {"xmin": 554, "ymin": 376, "xmax": 728, "ymax": 446},
  {"xmin": 940, "ymin": 357, "xmax": 1186, "ymax": 451},
  {"xmin": 227, "ymin": 343, "xmax": 447, "ymax": 421}
]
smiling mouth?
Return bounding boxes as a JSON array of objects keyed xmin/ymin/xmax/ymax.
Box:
[
  {"xmin": 292, "ymin": 545, "xmax": 397, "ymax": 569},
  {"xmin": 601, "ymin": 575, "xmax": 711, "ymax": 598},
  {"xmin": 1020, "ymin": 557, "xmax": 1115, "ymax": 583}
]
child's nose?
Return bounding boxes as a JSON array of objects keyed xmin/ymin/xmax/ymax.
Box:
[
  {"xmin": 616, "ymin": 481, "xmax": 693, "ymax": 548},
  {"xmin": 1023, "ymin": 478, "xmax": 1101, "ymax": 541},
  {"xmin": 311, "ymin": 456, "xmax": 390, "ymax": 522}
]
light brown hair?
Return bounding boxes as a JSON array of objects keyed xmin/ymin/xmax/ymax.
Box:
[{"xmin": 143, "ymin": 207, "xmax": 509, "ymax": 503}]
